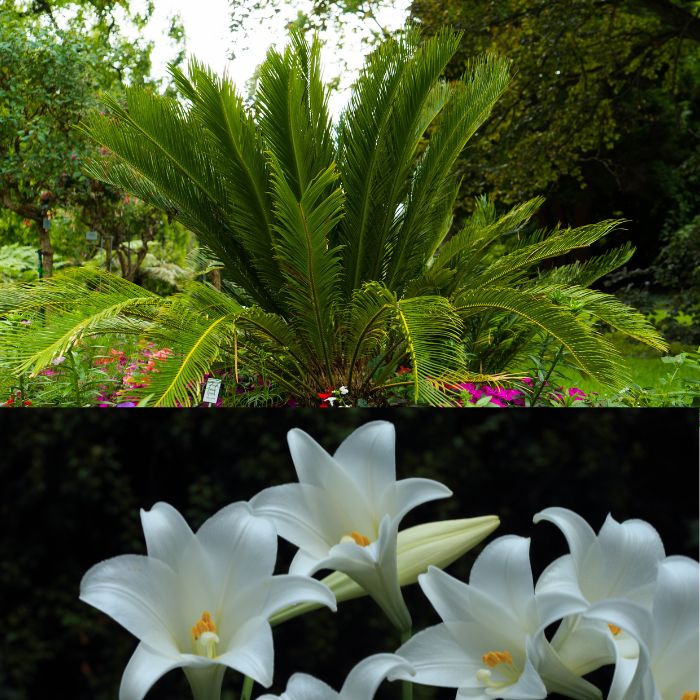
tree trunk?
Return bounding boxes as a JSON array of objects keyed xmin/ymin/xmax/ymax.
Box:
[
  {"xmin": 208, "ymin": 268, "xmax": 222, "ymax": 290},
  {"xmin": 38, "ymin": 223, "xmax": 53, "ymax": 278}
]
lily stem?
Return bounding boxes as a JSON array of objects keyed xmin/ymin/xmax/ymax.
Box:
[
  {"xmin": 241, "ymin": 675, "xmax": 254, "ymax": 700},
  {"xmin": 401, "ymin": 628, "xmax": 413, "ymax": 700}
]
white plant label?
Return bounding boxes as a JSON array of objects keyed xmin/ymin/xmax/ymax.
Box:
[{"xmin": 202, "ymin": 378, "xmax": 222, "ymax": 404}]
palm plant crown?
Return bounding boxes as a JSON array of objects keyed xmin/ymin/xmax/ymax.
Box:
[{"xmin": 0, "ymin": 28, "xmax": 666, "ymax": 406}]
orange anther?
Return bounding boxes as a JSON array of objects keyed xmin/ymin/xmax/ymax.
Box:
[
  {"xmin": 191, "ymin": 611, "xmax": 217, "ymax": 640},
  {"xmin": 349, "ymin": 531, "xmax": 371, "ymax": 546},
  {"xmin": 482, "ymin": 650, "xmax": 513, "ymax": 668}
]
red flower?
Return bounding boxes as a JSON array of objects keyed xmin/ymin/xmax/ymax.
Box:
[{"xmin": 317, "ymin": 392, "xmax": 332, "ymax": 400}]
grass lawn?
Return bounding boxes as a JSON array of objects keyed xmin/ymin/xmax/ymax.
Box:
[{"xmin": 555, "ymin": 329, "xmax": 699, "ymax": 404}]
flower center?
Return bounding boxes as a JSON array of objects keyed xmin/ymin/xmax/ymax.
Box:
[
  {"xmin": 191, "ymin": 611, "xmax": 220, "ymax": 659},
  {"xmin": 681, "ymin": 693, "xmax": 699, "ymax": 700},
  {"xmin": 340, "ymin": 531, "xmax": 371, "ymax": 546},
  {"xmin": 475, "ymin": 649, "xmax": 519, "ymax": 689}
]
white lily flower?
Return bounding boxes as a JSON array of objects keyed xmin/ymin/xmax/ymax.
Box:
[
  {"xmin": 586, "ymin": 555, "xmax": 699, "ymax": 700},
  {"xmin": 80, "ymin": 502, "xmax": 336, "ymax": 700},
  {"xmin": 257, "ymin": 653, "xmax": 414, "ymax": 700},
  {"xmin": 395, "ymin": 535, "xmax": 601, "ymax": 700},
  {"xmin": 250, "ymin": 421, "xmax": 452, "ymax": 631},
  {"xmin": 269, "ymin": 516, "xmax": 500, "ymax": 626},
  {"xmin": 533, "ymin": 508, "xmax": 665, "ymax": 676}
]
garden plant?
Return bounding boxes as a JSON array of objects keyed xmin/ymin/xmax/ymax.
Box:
[
  {"xmin": 79, "ymin": 420, "xmax": 699, "ymax": 700},
  {"xmin": 0, "ymin": 29, "xmax": 668, "ymax": 407}
]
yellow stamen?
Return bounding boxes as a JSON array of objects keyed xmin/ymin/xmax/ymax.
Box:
[
  {"xmin": 191, "ymin": 611, "xmax": 217, "ymax": 640},
  {"xmin": 681, "ymin": 693, "xmax": 699, "ymax": 700},
  {"xmin": 341, "ymin": 531, "xmax": 371, "ymax": 546},
  {"xmin": 608, "ymin": 623, "xmax": 621, "ymax": 636},
  {"xmin": 482, "ymin": 650, "xmax": 513, "ymax": 668},
  {"xmin": 190, "ymin": 611, "xmax": 220, "ymax": 659}
]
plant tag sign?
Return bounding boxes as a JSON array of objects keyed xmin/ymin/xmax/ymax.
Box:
[
  {"xmin": 85, "ymin": 230, "xmax": 99, "ymax": 242},
  {"xmin": 202, "ymin": 378, "xmax": 222, "ymax": 405}
]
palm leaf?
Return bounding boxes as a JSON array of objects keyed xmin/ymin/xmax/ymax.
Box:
[
  {"xmin": 336, "ymin": 29, "xmax": 461, "ymax": 292},
  {"xmin": 453, "ymin": 286, "xmax": 630, "ymax": 387},
  {"xmin": 255, "ymin": 30, "xmax": 334, "ymax": 199},
  {"xmin": 386, "ymin": 53, "xmax": 512, "ymax": 288},
  {"xmin": 269, "ymin": 158, "xmax": 345, "ymax": 382}
]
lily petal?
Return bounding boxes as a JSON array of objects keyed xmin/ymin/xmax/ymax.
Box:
[
  {"xmin": 582, "ymin": 516, "xmax": 665, "ymax": 604},
  {"xmin": 547, "ymin": 615, "xmax": 615, "ymax": 677},
  {"xmin": 257, "ymin": 673, "xmax": 338, "ymax": 700},
  {"xmin": 533, "ymin": 507, "xmax": 596, "ymax": 570},
  {"xmin": 395, "ymin": 622, "xmax": 481, "ymax": 688},
  {"xmin": 234, "ymin": 574, "xmax": 336, "ymax": 621},
  {"xmin": 322, "ymin": 515, "xmax": 411, "ymax": 631},
  {"xmin": 80, "ymin": 554, "xmax": 180, "ymax": 655},
  {"xmin": 250, "ymin": 484, "xmax": 341, "ymax": 561},
  {"xmin": 196, "ymin": 502, "xmax": 278, "ymax": 593},
  {"xmin": 390, "ymin": 477, "xmax": 452, "ymax": 523},
  {"xmin": 332, "ymin": 420, "xmax": 397, "ymax": 506},
  {"xmin": 529, "ymin": 631, "xmax": 602, "ymax": 700},
  {"xmin": 141, "ymin": 502, "xmax": 195, "ymax": 569},
  {"xmin": 340, "ymin": 653, "xmax": 414, "ymax": 699},
  {"xmin": 469, "ymin": 535, "xmax": 536, "ymax": 624},
  {"xmin": 120, "ymin": 642, "xmax": 185, "ymax": 700},
  {"xmin": 216, "ymin": 615, "xmax": 275, "ymax": 687}
]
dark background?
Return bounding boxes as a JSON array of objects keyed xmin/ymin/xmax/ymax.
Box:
[{"xmin": 0, "ymin": 409, "xmax": 697, "ymax": 700}]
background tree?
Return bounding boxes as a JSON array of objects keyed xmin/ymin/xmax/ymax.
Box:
[
  {"xmin": 0, "ymin": 1, "xmax": 184, "ymax": 276},
  {"xmin": 410, "ymin": 0, "xmax": 700, "ymax": 267}
]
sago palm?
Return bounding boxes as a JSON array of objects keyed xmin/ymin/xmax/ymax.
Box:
[{"xmin": 0, "ymin": 29, "xmax": 665, "ymax": 406}]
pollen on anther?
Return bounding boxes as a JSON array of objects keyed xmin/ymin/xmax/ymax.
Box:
[
  {"xmin": 482, "ymin": 650, "xmax": 513, "ymax": 668},
  {"xmin": 681, "ymin": 692, "xmax": 699, "ymax": 700},
  {"xmin": 608, "ymin": 623, "xmax": 621, "ymax": 636},
  {"xmin": 341, "ymin": 531, "xmax": 371, "ymax": 546},
  {"xmin": 191, "ymin": 611, "xmax": 217, "ymax": 640}
]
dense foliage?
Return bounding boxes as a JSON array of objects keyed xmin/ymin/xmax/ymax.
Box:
[
  {"xmin": 0, "ymin": 30, "xmax": 668, "ymax": 406},
  {"xmin": 0, "ymin": 1, "xmax": 185, "ymax": 277}
]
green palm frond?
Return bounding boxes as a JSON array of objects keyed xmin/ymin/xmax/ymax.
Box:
[
  {"xmin": 386, "ymin": 54, "xmax": 512, "ymax": 288},
  {"xmin": 255, "ymin": 30, "xmax": 334, "ymax": 198},
  {"xmin": 270, "ymin": 158, "xmax": 345, "ymax": 381},
  {"xmin": 170, "ymin": 62, "xmax": 283, "ymax": 298},
  {"xmin": 536, "ymin": 284, "xmax": 668, "ymax": 351},
  {"xmin": 469, "ymin": 220, "xmax": 624, "ymax": 288},
  {"xmin": 391, "ymin": 295, "xmax": 467, "ymax": 405},
  {"xmin": 538, "ymin": 243, "xmax": 636, "ymax": 288},
  {"xmin": 453, "ymin": 286, "xmax": 630, "ymax": 387},
  {"xmin": 336, "ymin": 28, "xmax": 462, "ymax": 292},
  {"xmin": 0, "ymin": 269, "xmax": 162, "ymax": 375},
  {"xmin": 432, "ymin": 197, "xmax": 545, "ymax": 280}
]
